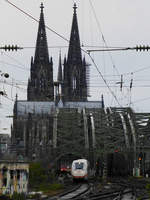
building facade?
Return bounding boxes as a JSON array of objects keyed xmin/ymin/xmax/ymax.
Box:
[
  {"xmin": 0, "ymin": 161, "xmax": 29, "ymax": 195},
  {"xmin": 11, "ymin": 3, "xmax": 103, "ymax": 160},
  {"xmin": 0, "ymin": 134, "xmax": 10, "ymax": 155}
]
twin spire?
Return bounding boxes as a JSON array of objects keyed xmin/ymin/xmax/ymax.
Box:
[{"xmin": 28, "ymin": 2, "xmax": 88, "ymax": 102}]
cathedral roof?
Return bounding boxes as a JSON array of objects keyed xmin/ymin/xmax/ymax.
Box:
[
  {"xmin": 16, "ymin": 101, "xmax": 55, "ymax": 116},
  {"xmin": 15, "ymin": 101, "xmax": 102, "ymax": 116}
]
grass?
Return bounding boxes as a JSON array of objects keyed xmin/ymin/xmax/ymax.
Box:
[{"xmin": 30, "ymin": 182, "xmax": 64, "ymax": 197}]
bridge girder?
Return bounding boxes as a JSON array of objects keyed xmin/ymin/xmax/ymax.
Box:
[{"xmin": 51, "ymin": 107, "xmax": 150, "ymax": 168}]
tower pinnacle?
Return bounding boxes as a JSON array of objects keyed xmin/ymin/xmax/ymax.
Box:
[
  {"xmin": 40, "ymin": 2, "xmax": 44, "ymax": 12},
  {"xmin": 73, "ymin": 3, "xmax": 77, "ymax": 13}
]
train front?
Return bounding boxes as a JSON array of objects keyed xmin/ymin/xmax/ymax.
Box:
[{"xmin": 71, "ymin": 159, "xmax": 88, "ymax": 181}]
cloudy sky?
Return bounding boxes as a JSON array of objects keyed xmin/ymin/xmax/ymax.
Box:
[{"xmin": 1, "ymin": 0, "xmax": 150, "ymax": 134}]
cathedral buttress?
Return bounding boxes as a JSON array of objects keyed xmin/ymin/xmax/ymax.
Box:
[
  {"xmin": 63, "ymin": 3, "xmax": 88, "ymax": 102},
  {"xmin": 27, "ymin": 3, "xmax": 54, "ymax": 101}
]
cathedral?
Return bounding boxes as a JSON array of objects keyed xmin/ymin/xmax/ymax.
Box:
[{"xmin": 11, "ymin": 3, "xmax": 103, "ymax": 160}]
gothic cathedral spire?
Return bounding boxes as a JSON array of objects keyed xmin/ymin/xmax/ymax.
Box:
[
  {"xmin": 57, "ymin": 51, "xmax": 63, "ymax": 83},
  {"xmin": 27, "ymin": 3, "xmax": 54, "ymax": 101},
  {"xmin": 63, "ymin": 3, "xmax": 88, "ymax": 102}
]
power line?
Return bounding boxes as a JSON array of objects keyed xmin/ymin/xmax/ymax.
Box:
[
  {"xmin": 88, "ymin": 0, "xmax": 120, "ymax": 75},
  {"xmin": 87, "ymin": 46, "xmax": 150, "ymax": 53},
  {"xmin": 88, "ymin": 54, "xmax": 122, "ymax": 106},
  {"xmin": 3, "ymin": 0, "xmax": 124, "ymax": 107},
  {"xmin": 131, "ymin": 97, "xmax": 150, "ymax": 104},
  {"xmin": 0, "ymin": 60, "xmax": 29, "ymax": 71},
  {"xmin": 4, "ymin": 0, "xmax": 70, "ymax": 44},
  {"xmin": 2, "ymin": 52, "xmax": 28, "ymax": 70},
  {"xmin": 13, "ymin": 45, "xmax": 128, "ymax": 49},
  {"xmin": 88, "ymin": 0, "xmax": 129, "ymax": 106}
]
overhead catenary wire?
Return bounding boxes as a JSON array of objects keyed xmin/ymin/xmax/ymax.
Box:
[
  {"xmin": 88, "ymin": 0, "xmax": 120, "ymax": 75},
  {"xmin": 88, "ymin": 0, "xmax": 130, "ymax": 108},
  {"xmin": 16, "ymin": 45, "xmax": 137, "ymax": 49},
  {"xmin": 2, "ymin": 51, "xmax": 29, "ymax": 71},
  {"xmin": 4, "ymin": 0, "xmax": 70, "ymax": 43},
  {"xmin": 131, "ymin": 96, "xmax": 150, "ymax": 104},
  {"xmin": 3, "ymin": 79, "xmax": 150, "ymax": 88},
  {"xmin": 88, "ymin": 54, "xmax": 122, "ymax": 106},
  {"xmin": 0, "ymin": 80, "xmax": 27, "ymax": 92},
  {"xmin": 0, "ymin": 60, "xmax": 29, "ymax": 71},
  {"xmin": 87, "ymin": 0, "xmax": 150, "ymax": 108},
  {"xmin": 3, "ymin": 1, "xmax": 150, "ymax": 109}
]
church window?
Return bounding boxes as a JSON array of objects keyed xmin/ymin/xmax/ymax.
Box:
[
  {"xmin": 40, "ymin": 79, "xmax": 42, "ymax": 88},
  {"xmin": 40, "ymin": 56, "xmax": 44, "ymax": 60},
  {"xmin": 73, "ymin": 76, "xmax": 76, "ymax": 90},
  {"xmin": 40, "ymin": 29, "xmax": 44, "ymax": 40},
  {"xmin": 40, "ymin": 78, "xmax": 45, "ymax": 90},
  {"xmin": 34, "ymin": 79, "xmax": 37, "ymax": 88}
]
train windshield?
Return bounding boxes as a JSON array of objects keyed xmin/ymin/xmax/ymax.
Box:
[{"xmin": 74, "ymin": 162, "xmax": 84, "ymax": 170}]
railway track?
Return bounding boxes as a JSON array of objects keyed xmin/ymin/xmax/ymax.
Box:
[
  {"xmin": 47, "ymin": 177, "xmax": 150, "ymax": 200},
  {"xmin": 49, "ymin": 183, "xmax": 90, "ymax": 200},
  {"xmin": 85, "ymin": 178, "xmax": 150, "ymax": 200},
  {"xmin": 109, "ymin": 177, "xmax": 150, "ymax": 200},
  {"xmin": 48, "ymin": 183, "xmax": 134, "ymax": 200}
]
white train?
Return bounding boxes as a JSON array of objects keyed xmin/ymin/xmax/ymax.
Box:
[{"xmin": 71, "ymin": 159, "xmax": 89, "ymax": 181}]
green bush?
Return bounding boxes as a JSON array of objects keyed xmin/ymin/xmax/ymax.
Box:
[
  {"xmin": 146, "ymin": 183, "xmax": 150, "ymax": 190},
  {"xmin": 29, "ymin": 162, "xmax": 64, "ymax": 194},
  {"xmin": 146, "ymin": 183, "xmax": 150, "ymax": 199},
  {"xmin": 29, "ymin": 162, "xmax": 48, "ymax": 187},
  {"xmin": 11, "ymin": 192, "xmax": 26, "ymax": 200}
]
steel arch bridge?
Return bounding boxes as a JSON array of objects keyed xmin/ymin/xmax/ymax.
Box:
[{"xmin": 51, "ymin": 107, "xmax": 150, "ymax": 174}]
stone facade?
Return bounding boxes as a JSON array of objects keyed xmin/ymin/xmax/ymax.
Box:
[{"xmin": 11, "ymin": 3, "xmax": 103, "ymax": 160}]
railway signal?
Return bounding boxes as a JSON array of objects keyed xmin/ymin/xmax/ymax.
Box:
[{"xmin": 138, "ymin": 152, "xmax": 143, "ymax": 161}]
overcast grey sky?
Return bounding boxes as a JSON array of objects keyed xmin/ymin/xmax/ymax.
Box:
[{"xmin": 1, "ymin": 0, "xmax": 150, "ymax": 134}]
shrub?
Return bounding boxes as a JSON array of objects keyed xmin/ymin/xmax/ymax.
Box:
[
  {"xmin": 29, "ymin": 162, "xmax": 48, "ymax": 188},
  {"xmin": 11, "ymin": 192, "xmax": 26, "ymax": 200}
]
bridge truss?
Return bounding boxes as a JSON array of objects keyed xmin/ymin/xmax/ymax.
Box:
[{"xmin": 51, "ymin": 107, "xmax": 150, "ymax": 175}]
